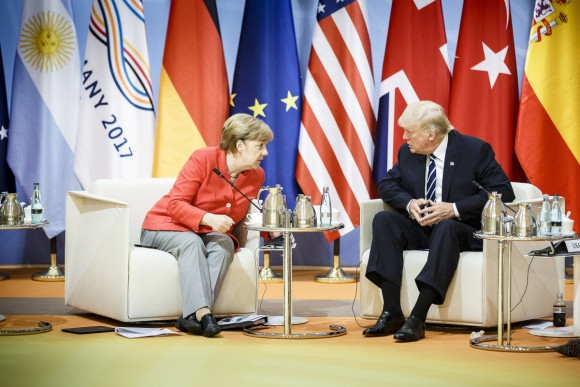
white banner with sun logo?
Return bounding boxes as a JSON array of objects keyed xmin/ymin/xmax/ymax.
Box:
[
  {"xmin": 74, "ymin": 0, "xmax": 155, "ymax": 188},
  {"xmin": 7, "ymin": 0, "xmax": 83, "ymax": 238}
]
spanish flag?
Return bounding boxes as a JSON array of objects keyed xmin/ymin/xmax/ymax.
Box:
[
  {"xmin": 515, "ymin": 0, "xmax": 580, "ymax": 234},
  {"xmin": 152, "ymin": 0, "xmax": 229, "ymax": 177}
]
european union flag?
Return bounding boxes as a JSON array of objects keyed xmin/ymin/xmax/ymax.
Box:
[
  {"xmin": 0, "ymin": 46, "xmax": 15, "ymax": 193},
  {"xmin": 230, "ymin": 0, "xmax": 302, "ymax": 210}
]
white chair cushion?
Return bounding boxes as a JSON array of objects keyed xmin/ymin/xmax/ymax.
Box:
[
  {"xmin": 361, "ymin": 249, "xmax": 486, "ymax": 325},
  {"xmin": 127, "ymin": 246, "xmax": 259, "ymax": 319}
]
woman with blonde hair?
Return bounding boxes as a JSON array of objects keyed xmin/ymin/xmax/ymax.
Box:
[{"xmin": 141, "ymin": 114, "xmax": 273, "ymax": 337}]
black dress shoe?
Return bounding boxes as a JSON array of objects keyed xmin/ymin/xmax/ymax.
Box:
[
  {"xmin": 394, "ymin": 315, "xmax": 425, "ymax": 341},
  {"xmin": 175, "ymin": 314, "xmax": 202, "ymax": 335},
  {"xmin": 362, "ymin": 311, "xmax": 406, "ymax": 336},
  {"xmin": 199, "ymin": 314, "xmax": 222, "ymax": 337}
]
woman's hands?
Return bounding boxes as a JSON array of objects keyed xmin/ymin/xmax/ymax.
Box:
[
  {"xmin": 201, "ymin": 213, "xmax": 234, "ymax": 233},
  {"xmin": 200, "ymin": 214, "xmax": 284, "ymax": 236}
]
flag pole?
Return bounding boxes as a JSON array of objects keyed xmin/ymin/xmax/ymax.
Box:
[
  {"xmin": 32, "ymin": 237, "xmax": 64, "ymax": 281},
  {"xmin": 314, "ymin": 237, "xmax": 356, "ymax": 283}
]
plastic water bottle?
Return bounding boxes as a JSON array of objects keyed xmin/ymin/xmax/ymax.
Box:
[
  {"xmin": 538, "ymin": 194, "xmax": 551, "ymax": 236},
  {"xmin": 31, "ymin": 183, "xmax": 43, "ymax": 224},
  {"xmin": 551, "ymin": 194, "xmax": 562, "ymax": 237},
  {"xmin": 553, "ymin": 293, "xmax": 566, "ymax": 327},
  {"xmin": 320, "ymin": 186, "xmax": 332, "ymax": 226}
]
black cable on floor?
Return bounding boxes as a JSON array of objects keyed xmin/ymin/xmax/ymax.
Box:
[
  {"xmin": 254, "ymin": 247, "xmax": 268, "ymax": 316},
  {"xmin": 511, "ymin": 256, "xmax": 534, "ymax": 312},
  {"xmin": 351, "ymin": 260, "xmax": 373, "ymax": 328}
]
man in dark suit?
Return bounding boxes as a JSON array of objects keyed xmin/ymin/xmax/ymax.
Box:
[{"xmin": 364, "ymin": 101, "xmax": 514, "ymax": 341}]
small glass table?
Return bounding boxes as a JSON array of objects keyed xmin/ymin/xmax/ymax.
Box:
[
  {"xmin": 244, "ymin": 222, "xmax": 347, "ymax": 339},
  {"xmin": 471, "ymin": 231, "xmax": 577, "ymax": 352},
  {"xmin": 0, "ymin": 221, "xmax": 50, "ymax": 230},
  {"xmin": 0, "ymin": 221, "xmax": 63, "ymax": 281},
  {"xmin": 0, "ymin": 221, "xmax": 56, "ymax": 335}
]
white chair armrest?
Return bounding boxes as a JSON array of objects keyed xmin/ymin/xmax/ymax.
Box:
[
  {"xmin": 360, "ymin": 199, "xmax": 395, "ymax": 260},
  {"xmin": 510, "ymin": 182, "xmax": 542, "ymax": 202},
  {"xmin": 65, "ymin": 191, "xmax": 132, "ymax": 320}
]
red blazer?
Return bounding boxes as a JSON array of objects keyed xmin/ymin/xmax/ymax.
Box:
[{"xmin": 142, "ymin": 147, "xmax": 265, "ymax": 250}]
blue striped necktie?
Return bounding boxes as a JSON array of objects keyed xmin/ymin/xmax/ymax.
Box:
[{"xmin": 426, "ymin": 154, "xmax": 436, "ymax": 202}]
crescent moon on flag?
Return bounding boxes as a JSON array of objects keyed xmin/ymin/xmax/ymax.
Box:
[{"xmin": 504, "ymin": 0, "xmax": 510, "ymax": 29}]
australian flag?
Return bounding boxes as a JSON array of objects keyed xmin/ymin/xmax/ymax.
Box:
[
  {"xmin": 0, "ymin": 46, "xmax": 15, "ymax": 193},
  {"xmin": 230, "ymin": 0, "xmax": 302, "ymax": 210}
]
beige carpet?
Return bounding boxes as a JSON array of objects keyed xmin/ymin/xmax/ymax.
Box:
[{"xmin": 1, "ymin": 267, "xmax": 579, "ymax": 386}]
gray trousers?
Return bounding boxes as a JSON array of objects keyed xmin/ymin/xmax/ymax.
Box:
[{"xmin": 141, "ymin": 229, "xmax": 234, "ymax": 317}]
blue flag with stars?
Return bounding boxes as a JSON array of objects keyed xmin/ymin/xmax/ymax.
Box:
[
  {"xmin": 230, "ymin": 0, "xmax": 302, "ymax": 209},
  {"xmin": 0, "ymin": 45, "xmax": 15, "ymax": 193}
]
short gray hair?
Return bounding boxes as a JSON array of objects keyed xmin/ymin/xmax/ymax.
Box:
[
  {"xmin": 398, "ymin": 101, "xmax": 453, "ymax": 137},
  {"xmin": 219, "ymin": 113, "xmax": 274, "ymax": 153}
]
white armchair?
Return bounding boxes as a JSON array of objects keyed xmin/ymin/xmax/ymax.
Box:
[
  {"xmin": 65, "ymin": 178, "xmax": 260, "ymax": 323},
  {"xmin": 359, "ymin": 182, "xmax": 566, "ymax": 327}
]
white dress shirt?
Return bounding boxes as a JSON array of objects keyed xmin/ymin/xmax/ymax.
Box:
[{"xmin": 407, "ymin": 134, "xmax": 460, "ymax": 219}]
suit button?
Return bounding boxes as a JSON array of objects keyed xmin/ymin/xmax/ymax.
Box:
[{"xmin": 226, "ymin": 203, "xmax": 231, "ymax": 208}]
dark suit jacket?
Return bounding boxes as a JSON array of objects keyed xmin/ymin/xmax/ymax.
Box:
[{"xmin": 378, "ymin": 130, "xmax": 515, "ymax": 229}]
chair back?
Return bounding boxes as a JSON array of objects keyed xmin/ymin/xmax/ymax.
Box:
[
  {"xmin": 88, "ymin": 178, "xmax": 175, "ymax": 247},
  {"xmin": 511, "ymin": 182, "xmax": 542, "ymax": 202}
]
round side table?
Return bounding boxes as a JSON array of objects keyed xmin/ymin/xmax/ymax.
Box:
[
  {"xmin": 244, "ymin": 222, "xmax": 347, "ymax": 339},
  {"xmin": 471, "ymin": 231, "xmax": 577, "ymax": 352}
]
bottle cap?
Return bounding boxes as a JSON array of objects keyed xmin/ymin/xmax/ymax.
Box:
[{"xmin": 557, "ymin": 293, "xmax": 563, "ymax": 298}]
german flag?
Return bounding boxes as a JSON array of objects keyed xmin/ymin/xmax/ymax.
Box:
[{"xmin": 153, "ymin": 0, "xmax": 229, "ymax": 177}]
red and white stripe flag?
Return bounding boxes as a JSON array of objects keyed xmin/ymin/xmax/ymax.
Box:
[
  {"xmin": 373, "ymin": 0, "xmax": 450, "ymax": 180},
  {"xmin": 295, "ymin": 0, "xmax": 376, "ymax": 241},
  {"xmin": 448, "ymin": 0, "xmax": 525, "ymax": 182}
]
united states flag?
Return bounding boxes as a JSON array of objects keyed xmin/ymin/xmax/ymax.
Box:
[{"xmin": 295, "ymin": 0, "xmax": 376, "ymax": 241}]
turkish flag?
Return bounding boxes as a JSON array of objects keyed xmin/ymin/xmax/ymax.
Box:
[{"xmin": 448, "ymin": 0, "xmax": 525, "ymax": 182}]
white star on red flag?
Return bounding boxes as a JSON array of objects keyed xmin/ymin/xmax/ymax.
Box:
[{"xmin": 470, "ymin": 42, "xmax": 511, "ymax": 89}]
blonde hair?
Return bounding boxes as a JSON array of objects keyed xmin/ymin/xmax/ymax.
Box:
[
  {"xmin": 398, "ymin": 101, "xmax": 453, "ymax": 137},
  {"xmin": 219, "ymin": 113, "xmax": 274, "ymax": 153}
]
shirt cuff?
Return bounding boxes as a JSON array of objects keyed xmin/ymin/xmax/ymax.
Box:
[
  {"xmin": 406, "ymin": 199, "xmax": 415, "ymax": 220},
  {"xmin": 406, "ymin": 199, "xmax": 414, "ymax": 217},
  {"xmin": 453, "ymin": 203, "xmax": 460, "ymax": 219}
]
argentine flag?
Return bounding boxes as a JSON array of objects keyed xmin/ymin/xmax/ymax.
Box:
[{"xmin": 7, "ymin": 0, "xmax": 82, "ymax": 239}]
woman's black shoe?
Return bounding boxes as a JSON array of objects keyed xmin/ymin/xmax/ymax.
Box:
[
  {"xmin": 175, "ymin": 314, "xmax": 202, "ymax": 335},
  {"xmin": 199, "ymin": 314, "xmax": 222, "ymax": 337}
]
